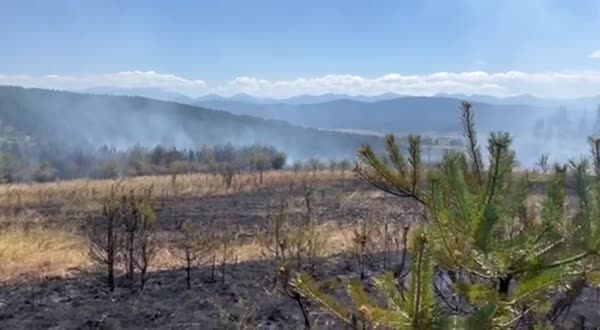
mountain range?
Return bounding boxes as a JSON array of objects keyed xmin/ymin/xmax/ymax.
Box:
[
  {"xmin": 81, "ymin": 87, "xmax": 600, "ymax": 139},
  {"xmin": 194, "ymin": 97, "xmax": 549, "ymax": 135},
  {"xmin": 434, "ymin": 93, "xmax": 600, "ymax": 109},
  {"xmin": 83, "ymin": 86, "xmax": 600, "ymax": 109},
  {"xmin": 3, "ymin": 85, "xmax": 598, "ymax": 166},
  {"xmin": 84, "ymin": 87, "xmax": 409, "ymax": 105}
]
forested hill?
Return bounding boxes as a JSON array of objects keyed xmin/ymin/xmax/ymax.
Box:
[
  {"xmin": 196, "ymin": 96, "xmax": 548, "ymax": 134},
  {"xmin": 0, "ymin": 86, "xmax": 382, "ymax": 160}
]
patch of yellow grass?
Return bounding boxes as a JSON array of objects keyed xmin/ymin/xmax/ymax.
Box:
[
  {"xmin": 0, "ymin": 225, "xmax": 90, "ymax": 281},
  {"xmin": 228, "ymin": 223, "xmax": 359, "ymax": 264},
  {"xmin": 0, "ymin": 222, "xmax": 378, "ymax": 281},
  {"xmin": 0, "ymin": 170, "xmax": 354, "ymax": 281},
  {"xmin": 0, "ymin": 170, "xmax": 346, "ymax": 208}
]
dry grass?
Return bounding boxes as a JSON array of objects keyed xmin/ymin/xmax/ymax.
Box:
[
  {"xmin": 0, "ymin": 170, "xmax": 345, "ymax": 208},
  {"xmin": 0, "ymin": 220, "xmax": 367, "ymax": 282},
  {"xmin": 0, "ymin": 223, "xmax": 90, "ymax": 281},
  {"xmin": 147, "ymin": 223, "xmax": 370, "ymax": 273},
  {"xmin": 228, "ymin": 223, "xmax": 358, "ymax": 264},
  {"xmin": 0, "ymin": 170, "xmax": 367, "ymax": 282}
]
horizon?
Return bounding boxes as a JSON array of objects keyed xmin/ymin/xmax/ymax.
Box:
[
  {"xmin": 3, "ymin": 84, "xmax": 600, "ymax": 102},
  {"xmin": 2, "ymin": 1, "xmax": 600, "ymax": 98},
  {"xmin": 7, "ymin": 84, "xmax": 600, "ymax": 102}
]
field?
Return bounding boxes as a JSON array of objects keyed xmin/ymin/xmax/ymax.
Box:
[
  {"xmin": 0, "ymin": 170, "xmax": 423, "ymax": 329},
  {"xmin": 1, "ymin": 170, "xmax": 599, "ymax": 329}
]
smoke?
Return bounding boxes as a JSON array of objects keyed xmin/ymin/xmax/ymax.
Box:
[
  {"xmin": 0, "ymin": 86, "xmax": 381, "ymax": 164},
  {"xmin": 501, "ymin": 107, "xmax": 595, "ymax": 168}
]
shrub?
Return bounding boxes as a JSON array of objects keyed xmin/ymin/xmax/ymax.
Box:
[
  {"xmin": 176, "ymin": 220, "xmax": 216, "ymax": 289},
  {"xmin": 99, "ymin": 159, "xmax": 120, "ymax": 179},
  {"xmin": 251, "ymin": 152, "xmax": 269, "ymax": 183},
  {"xmin": 168, "ymin": 160, "xmax": 190, "ymax": 175},
  {"xmin": 339, "ymin": 159, "xmax": 352, "ymax": 176},
  {"xmin": 32, "ymin": 162, "xmax": 56, "ymax": 182},
  {"xmin": 293, "ymin": 160, "xmax": 303, "ymax": 174},
  {"xmin": 271, "ymin": 152, "xmax": 287, "ymax": 170}
]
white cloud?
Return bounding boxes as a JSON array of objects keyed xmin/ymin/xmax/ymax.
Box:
[
  {"xmin": 0, "ymin": 71, "xmax": 207, "ymax": 95},
  {"xmin": 3, "ymin": 70, "xmax": 600, "ymax": 98},
  {"xmin": 589, "ymin": 50, "xmax": 600, "ymax": 59},
  {"xmin": 213, "ymin": 71, "xmax": 600, "ymax": 98}
]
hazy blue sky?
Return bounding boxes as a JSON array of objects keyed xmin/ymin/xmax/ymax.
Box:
[{"xmin": 2, "ymin": 0, "xmax": 600, "ymax": 97}]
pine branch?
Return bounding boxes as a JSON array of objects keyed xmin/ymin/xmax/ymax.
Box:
[
  {"xmin": 292, "ymin": 273, "xmax": 353, "ymax": 325},
  {"xmin": 475, "ymin": 133, "xmax": 512, "ymax": 252},
  {"xmin": 386, "ymin": 134, "xmax": 408, "ymax": 177},
  {"xmin": 457, "ymin": 283, "xmax": 499, "ymax": 307},
  {"xmin": 498, "ymin": 303, "xmax": 540, "ymax": 328},
  {"xmin": 356, "ymin": 168, "xmax": 426, "ymax": 205},
  {"xmin": 539, "ymin": 251, "xmax": 593, "ymax": 270},
  {"xmin": 408, "ymin": 134, "xmax": 422, "ymax": 194},
  {"xmin": 441, "ymin": 153, "xmax": 475, "ymax": 233},
  {"xmin": 461, "ymin": 101, "xmax": 484, "ymax": 185},
  {"xmin": 374, "ymin": 272, "xmax": 406, "ymax": 311},
  {"xmin": 465, "ymin": 304, "xmax": 498, "ymax": 329},
  {"xmin": 428, "ymin": 177, "xmax": 457, "ymax": 266},
  {"xmin": 510, "ymin": 268, "xmax": 565, "ymax": 304},
  {"xmin": 348, "ymin": 280, "xmax": 379, "ymax": 310},
  {"xmin": 356, "ymin": 142, "xmax": 426, "ymax": 205},
  {"xmin": 363, "ymin": 306, "xmax": 410, "ymax": 328},
  {"xmin": 406, "ymin": 230, "xmax": 435, "ymax": 328}
]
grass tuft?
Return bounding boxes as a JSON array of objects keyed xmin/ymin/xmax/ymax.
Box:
[{"xmin": 0, "ymin": 224, "xmax": 89, "ymax": 281}]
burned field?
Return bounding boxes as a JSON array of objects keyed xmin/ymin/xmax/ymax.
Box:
[
  {"xmin": 0, "ymin": 171, "xmax": 420, "ymax": 329},
  {"xmin": 0, "ymin": 170, "xmax": 599, "ymax": 329}
]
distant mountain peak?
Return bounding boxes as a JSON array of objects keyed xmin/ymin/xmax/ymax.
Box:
[
  {"xmin": 83, "ymin": 86, "xmax": 193, "ymax": 103},
  {"xmin": 76, "ymin": 87, "xmax": 600, "ymax": 108}
]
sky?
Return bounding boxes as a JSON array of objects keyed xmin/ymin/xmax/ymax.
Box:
[{"xmin": 1, "ymin": 0, "xmax": 600, "ymax": 98}]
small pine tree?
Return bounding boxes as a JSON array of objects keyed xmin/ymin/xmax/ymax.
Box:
[
  {"xmin": 294, "ymin": 101, "xmax": 600, "ymax": 328},
  {"xmin": 88, "ymin": 184, "xmax": 124, "ymax": 292},
  {"xmin": 339, "ymin": 159, "xmax": 352, "ymax": 177},
  {"xmin": 217, "ymin": 229, "xmax": 235, "ymax": 286},
  {"xmin": 177, "ymin": 220, "xmax": 216, "ymax": 289},
  {"xmin": 123, "ymin": 191, "xmax": 139, "ymax": 284},
  {"xmin": 352, "ymin": 220, "xmax": 373, "ymax": 280},
  {"xmin": 134, "ymin": 187, "xmax": 157, "ymax": 290},
  {"xmin": 329, "ymin": 158, "xmax": 337, "ymax": 173},
  {"xmin": 258, "ymin": 197, "xmax": 290, "ymax": 286},
  {"xmin": 179, "ymin": 221, "xmax": 198, "ymax": 289},
  {"xmin": 536, "ymin": 153, "xmax": 550, "ymax": 174},
  {"xmin": 307, "ymin": 157, "xmax": 323, "ymax": 174}
]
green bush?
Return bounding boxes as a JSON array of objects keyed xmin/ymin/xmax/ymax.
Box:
[{"xmin": 271, "ymin": 152, "xmax": 287, "ymax": 170}]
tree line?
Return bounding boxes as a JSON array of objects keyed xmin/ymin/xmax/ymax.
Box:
[{"xmin": 0, "ymin": 141, "xmax": 289, "ymax": 183}]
